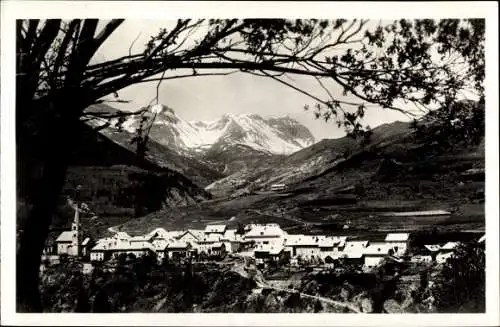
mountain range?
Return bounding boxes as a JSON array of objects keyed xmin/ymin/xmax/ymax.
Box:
[
  {"xmin": 98, "ymin": 104, "xmax": 316, "ymax": 156},
  {"xmin": 85, "ymin": 104, "xmax": 318, "ymax": 184}
]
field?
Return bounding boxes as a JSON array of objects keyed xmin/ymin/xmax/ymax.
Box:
[{"xmin": 116, "ymin": 185, "xmax": 484, "ymax": 238}]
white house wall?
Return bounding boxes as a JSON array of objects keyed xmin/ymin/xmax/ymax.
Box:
[
  {"xmin": 90, "ymin": 252, "xmax": 105, "ymax": 261},
  {"xmin": 57, "ymin": 243, "xmax": 73, "ymax": 255},
  {"xmin": 295, "ymin": 246, "xmax": 321, "ymax": 258}
]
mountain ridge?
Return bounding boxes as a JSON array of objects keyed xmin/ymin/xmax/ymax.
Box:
[{"xmin": 89, "ymin": 104, "xmax": 317, "ymax": 156}]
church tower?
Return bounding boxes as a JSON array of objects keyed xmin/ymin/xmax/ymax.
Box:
[
  {"xmin": 70, "ymin": 185, "xmax": 84, "ymax": 257},
  {"xmin": 70, "ymin": 200, "xmax": 81, "ymax": 257}
]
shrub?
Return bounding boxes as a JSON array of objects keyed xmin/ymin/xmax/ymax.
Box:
[{"xmin": 433, "ymin": 241, "xmax": 485, "ymax": 312}]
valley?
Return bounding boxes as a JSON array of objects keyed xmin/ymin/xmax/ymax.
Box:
[{"xmin": 32, "ymin": 100, "xmax": 485, "ymax": 251}]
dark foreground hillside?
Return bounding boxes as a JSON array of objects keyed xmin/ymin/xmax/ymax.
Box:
[{"xmin": 39, "ymin": 240, "xmax": 485, "ymax": 313}]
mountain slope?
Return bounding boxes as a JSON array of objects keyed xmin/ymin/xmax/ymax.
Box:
[
  {"xmin": 206, "ymin": 100, "xmax": 485, "ymax": 200},
  {"xmin": 92, "ymin": 104, "xmax": 316, "ymax": 156}
]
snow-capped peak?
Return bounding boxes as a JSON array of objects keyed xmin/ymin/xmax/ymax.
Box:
[{"xmin": 99, "ymin": 105, "xmax": 316, "ymax": 156}]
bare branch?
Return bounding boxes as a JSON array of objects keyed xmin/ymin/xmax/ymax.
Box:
[
  {"xmin": 53, "ymin": 20, "xmax": 80, "ymax": 80},
  {"xmin": 129, "ymin": 32, "xmax": 142, "ymax": 57}
]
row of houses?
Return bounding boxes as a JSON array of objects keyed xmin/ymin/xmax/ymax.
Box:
[
  {"xmin": 84, "ymin": 223, "xmax": 422, "ymax": 269},
  {"xmin": 50, "ymin": 212, "xmax": 475, "ymax": 269},
  {"xmin": 89, "ymin": 225, "xmax": 239, "ymax": 262}
]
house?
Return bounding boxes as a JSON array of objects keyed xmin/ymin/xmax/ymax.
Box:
[
  {"xmin": 317, "ymin": 236, "xmax": 347, "ymax": 260},
  {"xmin": 363, "ymin": 242, "xmax": 392, "ymax": 268},
  {"xmin": 107, "ymin": 241, "xmax": 156, "ymax": 260},
  {"xmin": 147, "ymin": 228, "xmax": 169, "ymax": 238},
  {"xmin": 163, "ymin": 241, "xmax": 193, "ymax": 261},
  {"xmin": 220, "ymin": 229, "xmax": 242, "ymax": 253},
  {"xmin": 177, "ymin": 229, "xmax": 204, "ymax": 247},
  {"xmin": 436, "ymin": 242, "xmax": 460, "ymax": 263},
  {"xmin": 197, "ymin": 234, "xmax": 224, "ymax": 255},
  {"xmin": 151, "ymin": 229, "xmax": 183, "ymax": 252},
  {"xmin": 55, "ymin": 231, "xmax": 76, "ymax": 256},
  {"xmin": 43, "ymin": 231, "xmax": 60, "ymax": 255},
  {"xmin": 209, "ymin": 242, "xmax": 226, "ymax": 257},
  {"xmin": 90, "ymin": 242, "xmax": 109, "ymax": 262},
  {"xmin": 341, "ymin": 240, "xmax": 368, "ymax": 265},
  {"xmin": 103, "ymin": 232, "xmax": 133, "ymax": 249},
  {"xmin": 253, "ymin": 243, "xmax": 284, "ymax": 262},
  {"xmin": 284, "ymin": 234, "xmax": 321, "ymax": 259},
  {"xmin": 244, "ymin": 224, "xmax": 287, "ymax": 247},
  {"xmin": 114, "ymin": 231, "xmax": 132, "ymax": 242},
  {"xmin": 204, "ymin": 224, "xmax": 227, "ymax": 235},
  {"xmin": 384, "ymin": 233, "xmax": 410, "ymax": 256}
]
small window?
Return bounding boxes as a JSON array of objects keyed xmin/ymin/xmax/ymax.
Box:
[{"xmin": 263, "ymin": 241, "xmax": 269, "ymax": 245}]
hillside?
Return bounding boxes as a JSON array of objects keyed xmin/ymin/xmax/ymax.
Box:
[
  {"xmin": 206, "ymin": 100, "xmax": 484, "ymax": 199},
  {"xmin": 205, "ymin": 121, "xmax": 412, "ymax": 196},
  {"xmin": 18, "ymin": 121, "xmax": 213, "ymax": 239}
]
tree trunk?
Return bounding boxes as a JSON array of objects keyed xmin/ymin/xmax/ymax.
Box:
[
  {"xmin": 16, "ymin": 154, "xmax": 70, "ymax": 312},
  {"xmin": 16, "ymin": 95, "xmax": 83, "ymax": 312}
]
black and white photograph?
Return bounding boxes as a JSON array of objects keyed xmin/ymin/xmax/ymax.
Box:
[{"xmin": 1, "ymin": 1, "xmax": 499, "ymax": 326}]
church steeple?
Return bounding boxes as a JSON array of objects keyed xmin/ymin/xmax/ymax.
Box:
[{"xmin": 70, "ymin": 185, "xmax": 82, "ymax": 256}]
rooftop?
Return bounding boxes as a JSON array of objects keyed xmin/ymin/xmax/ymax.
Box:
[
  {"xmin": 113, "ymin": 232, "xmax": 131, "ymax": 240},
  {"xmin": 343, "ymin": 240, "xmax": 369, "ymax": 258},
  {"xmin": 166, "ymin": 241, "xmax": 191, "ymax": 250},
  {"xmin": 92, "ymin": 240, "xmax": 155, "ymax": 252},
  {"xmin": 385, "ymin": 233, "xmax": 410, "ymax": 242},
  {"xmin": 91, "ymin": 242, "xmax": 108, "ymax": 251},
  {"xmin": 55, "ymin": 231, "xmax": 74, "ymax": 243},
  {"xmin": 285, "ymin": 234, "xmax": 321, "ymax": 247},
  {"xmin": 204, "ymin": 224, "xmax": 227, "ymax": 234},
  {"xmin": 441, "ymin": 241, "xmax": 460, "ymax": 250},
  {"xmin": 363, "ymin": 243, "xmax": 392, "ymax": 256},
  {"xmin": 318, "ymin": 236, "xmax": 347, "ymax": 247},
  {"xmin": 245, "ymin": 224, "xmax": 286, "ymax": 238}
]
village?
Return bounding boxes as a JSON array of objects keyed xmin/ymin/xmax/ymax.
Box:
[{"xmin": 41, "ymin": 204, "xmax": 484, "ymax": 275}]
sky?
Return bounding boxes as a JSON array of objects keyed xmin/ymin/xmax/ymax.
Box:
[{"xmin": 94, "ymin": 20, "xmax": 412, "ymax": 141}]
